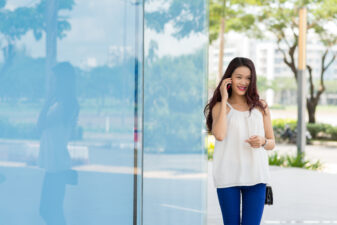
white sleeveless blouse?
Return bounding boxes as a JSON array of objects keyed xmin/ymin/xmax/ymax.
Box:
[{"xmin": 212, "ymin": 102, "xmax": 270, "ymax": 188}]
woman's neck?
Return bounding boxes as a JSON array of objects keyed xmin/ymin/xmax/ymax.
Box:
[{"xmin": 229, "ymin": 94, "xmax": 246, "ymax": 105}]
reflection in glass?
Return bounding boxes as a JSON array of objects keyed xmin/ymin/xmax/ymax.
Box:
[
  {"xmin": 143, "ymin": 0, "xmax": 208, "ymax": 224},
  {"xmin": 0, "ymin": 0, "xmax": 208, "ymax": 224},
  {"xmin": 37, "ymin": 62, "xmax": 79, "ymax": 225},
  {"xmin": 0, "ymin": 1, "xmax": 143, "ymax": 223}
]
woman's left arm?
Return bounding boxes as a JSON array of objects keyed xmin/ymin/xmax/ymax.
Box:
[{"xmin": 261, "ymin": 100, "xmax": 276, "ymax": 151}]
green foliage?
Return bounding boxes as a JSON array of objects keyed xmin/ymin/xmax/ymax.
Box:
[
  {"xmin": 207, "ymin": 135, "xmax": 215, "ymax": 160},
  {"xmin": 269, "ymin": 104, "xmax": 286, "ymax": 110},
  {"xmin": 0, "ymin": 0, "xmax": 74, "ymax": 41},
  {"xmin": 146, "ymin": 0, "xmax": 263, "ymax": 43},
  {"xmin": 144, "ymin": 48, "xmax": 207, "ymax": 153},
  {"xmin": 256, "ymin": 75, "xmax": 270, "ymax": 93},
  {"xmin": 326, "ymin": 126, "xmax": 337, "ymax": 140},
  {"xmin": 286, "ymin": 152, "xmax": 311, "ymax": 169},
  {"xmin": 268, "ymin": 151, "xmax": 286, "ymax": 166},
  {"xmin": 0, "ymin": 118, "xmax": 82, "ymax": 140},
  {"xmin": 0, "ymin": 49, "xmax": 136, "ymax": 101},
  {"xmin": 256, "ymin": 0, "xmax": 337, "ymax": 44},
  {"xmin": 284, "ymin": 152, "xmax": 323, "ymax": 170},
  {"xmin": 322, "ymin": 79, "xmax": 337, "ymax": 93},
  {"xmin": 307, "ymin": 123, "xmax": 332, "ymax": 139},
  {"xmin": 272, "ymin": 119, "xmax": 337, "ymax": 141},
  {"xmin": 0, "ymin": 0, "xmax": 75, "ymax": 77},
  {"xmin": 145, "ymin": 0, "xmax": 207, "ymax": 39},
  {"xmin": 207, "ymin": 141, "xmax": 214, "ymax": 160},
  {"xmin": 0, "ymin": 51, "xmax": 46, "ymax": 98},
  {"xmin": 268, "ymin": 151, "xmax": 323, "ymax": 171},
  {"xmin": 308, "ymin": 159, "xmax": 324, "ymax": 170},
  {"xmin": 0, "ymin": 118, "xmax": 39, "ymax": 139},
  {"xmin": 255, "ymin": 0, "xmax": 337, "ymax": 123},
  {"xmin": 209, "ymin": 0, "xmax": 263, "ymax": 43},
  {"xmin": 272, "ymin": 118, "xmax": 297, "ymax": 130},
  {"xmin": 270, "ymin": 77, "xmax": 297, "ymax": 92}
]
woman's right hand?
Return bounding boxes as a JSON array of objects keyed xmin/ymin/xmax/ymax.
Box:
[{"xmin": 220, "ymin": 78, "xmax": 232, "ymax": 101}]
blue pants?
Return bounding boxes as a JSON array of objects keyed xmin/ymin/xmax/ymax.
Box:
[{"xmin": 217, "ymin": 183, "xmax": 266, "ymax": 225}]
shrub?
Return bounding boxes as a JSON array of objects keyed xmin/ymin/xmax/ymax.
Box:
[
  {"xmin": 269, "ymin": 104, "xmax": 286, "ymax": 110},
  {"xmin": 307, "ymin": 123, "xmax": 333, "ymax": 139},
  {"xmin": 272, "ymin": 118, "xmax": 297, "ymax": 130},
  {"xmin": 285, "ymin": 152, "xmax": 311, "ymax": 169},
  {"xmin": 0, "ymin": 118, "xmax": 82, "ymax": 140},
  {"xmin": 268, "ymin": 152, "xmax": 286, "ymax": 166},
  {"xmin": 268, "ymin": 151, "xmax": 324, "ymax": 171},
  {"xmin": 272, "ymin": 119, "xmax": 337, "ymax": 142},
  {"xmin": 327, "ymin": 126, "xmax": 337, "ymax": 140},
  {"xmin": 207, "ymin": 135, "xmax": 215, "ymax": 160}
]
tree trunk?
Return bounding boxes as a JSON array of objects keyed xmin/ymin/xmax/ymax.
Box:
[
  {"xmin": 46, "ymin": 0, "xmax": 58, "ymax": 97},
  {"xmin": 0, "ymin": 42, "xmax": 15, "ymax": 76},
  {"xmin": 217, "ymin": 17, "xmax": 225, "ymax": 82},
  {"xmin": 306, "ymin": 99, "xmax": 316, "ymax": 123},
  {"xmin": 305, "ymin": 50, "xmax": 336, "ymax": 124}
]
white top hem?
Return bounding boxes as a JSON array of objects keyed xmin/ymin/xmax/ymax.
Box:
[{"xmin": 214, "ymin": 180, "xmax": 269, "ymax": 189}]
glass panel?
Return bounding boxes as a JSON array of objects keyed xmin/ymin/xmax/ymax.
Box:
[
  {"xmin": 0, "ymin": 1, "xmax": 143, "ymax": 224},
  {"xmin": 143, "ymin": 0, "xmax": 209, "ymax": 224}
]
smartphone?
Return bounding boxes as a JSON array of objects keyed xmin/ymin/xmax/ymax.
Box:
[{"xmin": 226, "ymin": 83, "xmax": 231, "ymax": 90}]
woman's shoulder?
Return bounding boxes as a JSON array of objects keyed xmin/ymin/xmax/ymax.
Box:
[{"xmin": 213, "ymin": 101, "xmax": 231, "ymax": 115}]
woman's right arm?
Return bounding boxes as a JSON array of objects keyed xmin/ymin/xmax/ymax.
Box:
[{"xmin": 211, "ymin": 100, "xmax": 229, "ymax": 141}]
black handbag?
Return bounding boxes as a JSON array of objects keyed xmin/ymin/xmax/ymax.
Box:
[{"xmin": 265, "ymin": 185, "xmax": 273, "ymax": 205}]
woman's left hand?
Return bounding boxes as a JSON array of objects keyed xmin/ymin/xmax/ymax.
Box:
[{"xmin": 245, "ymin": 135, "xmax": 265, "ymax": 148}]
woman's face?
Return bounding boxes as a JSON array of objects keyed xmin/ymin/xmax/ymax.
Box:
[{"xmin": 230, "ymin": 66, "xmax": 251, "ymax": 96}]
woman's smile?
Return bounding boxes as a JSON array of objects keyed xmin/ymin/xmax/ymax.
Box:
[{"xmin": 237, "ymin": 86, "xmax": 247, "ymax": 91}]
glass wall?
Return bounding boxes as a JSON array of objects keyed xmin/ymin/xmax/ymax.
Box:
[
  {"xmin": 143, "ymin": 0, "xmax": 209, "ymax": 224},
  {"xmin": 0, "ymin": 1, "xmax": 143, "ymax": 224},
  {"xmin": 0, "ymin": 0, "xmax": 208, "ymax": 224}
]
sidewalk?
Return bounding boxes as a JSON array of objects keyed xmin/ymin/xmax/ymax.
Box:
[{"xmin": 207, "ymin": 144, "xmax": 337, "ymax": 225}]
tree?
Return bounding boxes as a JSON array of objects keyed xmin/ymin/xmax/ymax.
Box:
[
  {"xmin": 209, "ymin": 0, "xmax": 264, "ymax": 81},
  {"xmin": 147, "ymin": 40, "xmax": 158, "ymax": 64},
  {"xmin": 145, "ymin": 0, "xmax": 207, "ymax": 39},
  {"xmin": 0, "ymin": 1, "xmax": 42, "ymax": 76},
  {"xmin": 0, "ymin": 0, "xmax": 74, "ymax": 91},
  {"xmin": 256, "ymin": 0, "xmax": 337, "ymax": 123},
  {"xmin": 146, "ymin": 0, "xmax": 264, "ymax": 81}
]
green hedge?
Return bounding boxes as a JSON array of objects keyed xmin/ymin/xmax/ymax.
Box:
[
  {"xmin": 272, "ymin": 119, "xmax": 337, "ymax": 141},
  {"xmin": 0, "ymin": 119, "xmax": 82, "ymax": 140}
]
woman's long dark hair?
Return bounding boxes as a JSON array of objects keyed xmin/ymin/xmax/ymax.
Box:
[
  {"xmin": 37, "ymin": 62, "xmax": 79, "ymax": 131},
  {"xmin": 204, "ymin": 57, "xmax": 266, "ymax": 134}
]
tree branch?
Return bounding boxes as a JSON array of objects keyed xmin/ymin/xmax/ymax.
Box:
[
  {"xmin": 323, "ymin": 51, "xmax": 336, "ymax": 73},
  {"xmin": 277, "ymin": 42, "xmax": 291, "ymax": 66},
  {"xmin": 320, "ymin": 49, "xmax": 328, "ymax": 91}
]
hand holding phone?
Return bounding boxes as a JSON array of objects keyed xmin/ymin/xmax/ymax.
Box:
[{"xmin": 220, "ymin": 78, "xmax": 232, "ymax": 101}]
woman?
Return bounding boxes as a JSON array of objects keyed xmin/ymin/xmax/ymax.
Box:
[{"xmin": 204, "ymin": 57, "xmax": 275, "ymax": 225}]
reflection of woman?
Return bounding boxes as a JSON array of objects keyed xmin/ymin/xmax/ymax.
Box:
[
  {"xmin": 37, "ymin": 62, "xmax": 79, "ymax": 171},
  {"xmin": 37, "ymin": 62, "xmax": 79, "ymax": 225},
  {"xmin": 204, "ymin": 57, "xmax": 275, "ymax": 225}
]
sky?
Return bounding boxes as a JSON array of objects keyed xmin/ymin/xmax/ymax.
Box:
[{"xmin": 1, "ymin": 0, "xmax": 207, "ymax": 69}]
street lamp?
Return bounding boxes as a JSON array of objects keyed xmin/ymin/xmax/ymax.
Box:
[{"xmin": 297, "ymin": 7, "xmax": 307, "ymax": 156}]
